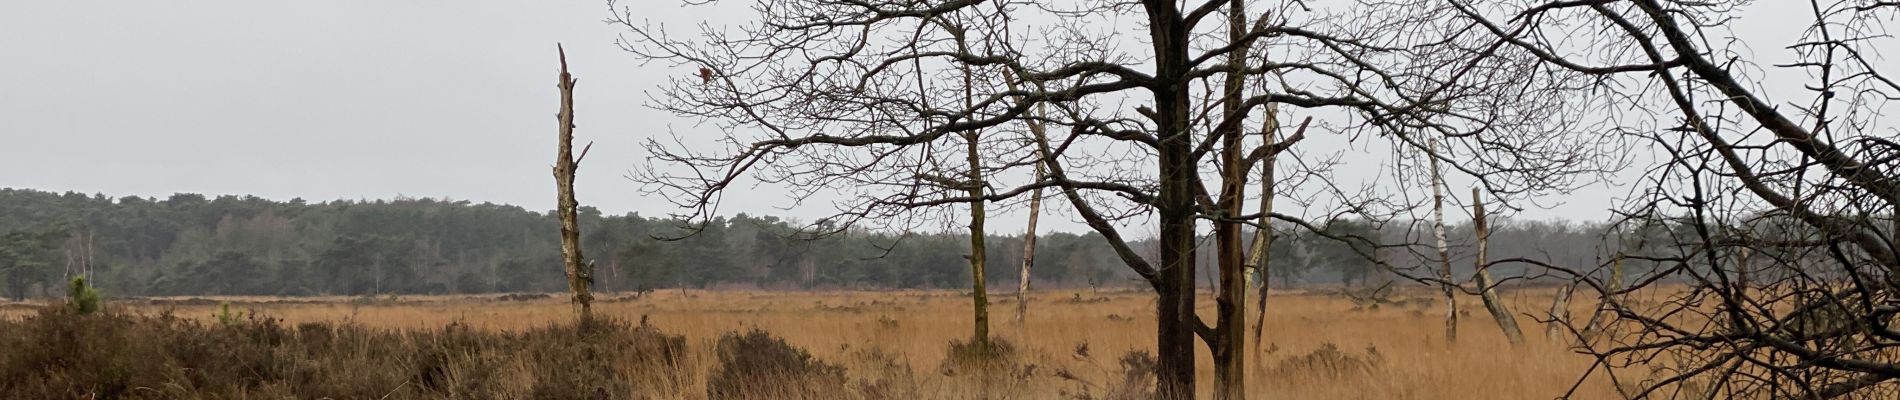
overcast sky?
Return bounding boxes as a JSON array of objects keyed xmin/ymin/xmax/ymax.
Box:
[
  {"xmin": 1, "ymin": 2, "xmax": 679, "ymax": 213},
  {"xmin": 0, "ymin": 1, "xmax": 1848, "ymax": 234}
]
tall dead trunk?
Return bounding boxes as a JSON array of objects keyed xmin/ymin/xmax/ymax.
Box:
[
  {"xmin": 1470, "ymin": 188, "xmax": 1526, "ymax": 345},
  {"xmin": 1209, "ymin": 1, "xmax": 1251, "ymax": 398},
  {"xmin": 1546, "ymin": 282, "xmax": 1574, "ymax": 341},
  {"xmin": 553, "ymin": 45, "xmax": 593, "ymax": 320},
  {"xmin": 1015, "ymin": 161, "xmax": 1044, "ymax": 324},
  {"xmin": 1428, "ymin": 139, "xmax": 1458, "ymax": 345},
  {"xmin": 1248, "ymin": 105, "xmax": 1279, "ymax": 347}
]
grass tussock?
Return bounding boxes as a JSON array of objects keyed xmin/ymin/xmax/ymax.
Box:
[
  {"xmin": 848, "ymin": 347, "xmax": 920, "ymax": 399},
  {"xmin": 1053, "ymin": 348, "xmax": 1159, "ymax": 400},
  {"xmin": 943, "ymin": 337, "xmax": 1015, "ymax": 371},
  {"xmin": 1269, "ymin": 342, "xmax": 1383, "ymax": 379}
]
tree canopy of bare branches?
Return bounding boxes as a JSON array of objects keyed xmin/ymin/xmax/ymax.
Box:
[
  {"xmin": 1443, "ymin": 0, "xmax": 1900, "ymax": 398},
  {"xmin": 614, "ymin": 0, "xmax": 1619, "ymax": 398}
]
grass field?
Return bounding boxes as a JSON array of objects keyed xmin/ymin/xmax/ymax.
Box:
[{"xmin": 2, "ymin": 287, "xmax": 1621, "ymax": 399}]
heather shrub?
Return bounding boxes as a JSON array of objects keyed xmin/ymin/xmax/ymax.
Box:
[
  {"xmin": 519, "ymin": 317, "xmax": 688, "ymax": 399},
  {"xmin": 0, "ymin": 310, "xmax": 688, "ymax": 399},
  {"xmin": 706, "ymin": 328, "xmax": 846, "ymax": 399}
]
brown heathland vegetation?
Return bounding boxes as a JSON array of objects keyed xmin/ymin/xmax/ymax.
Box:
[{"xmin": 1, "ymin": 288, "xmax": 1622, "ymax": 399}]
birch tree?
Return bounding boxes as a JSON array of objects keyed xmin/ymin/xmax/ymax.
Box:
[{"xmin": 1428, "ymin": 139, "xmax": 1459, "ymax": 344}]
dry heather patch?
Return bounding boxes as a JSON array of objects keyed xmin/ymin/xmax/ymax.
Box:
[
  {"xmin": 3, "ymin": 288, "xmax": 1622, "ymax": 399},
  {"xmin": 0, "ymin": 308, "xmax": 688, "ymax": 399}
]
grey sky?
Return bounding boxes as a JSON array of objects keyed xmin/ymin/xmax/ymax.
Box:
[
  {"xmin": 0, "ymin": 1, "xmax": 1850, "ymax": 234},
  {"xmin": 1, "ymin": 1, "xmax": 671, "ymax": 214}
]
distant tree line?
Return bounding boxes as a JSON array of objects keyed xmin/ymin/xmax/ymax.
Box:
[{"xmin": 1, "ymin": 188, "xmax": 1626, "ymax": 298}]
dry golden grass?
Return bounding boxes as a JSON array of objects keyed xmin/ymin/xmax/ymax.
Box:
[{"xmin": 3, "ymin": 288, "xmax": 1618, "ymax": 399}]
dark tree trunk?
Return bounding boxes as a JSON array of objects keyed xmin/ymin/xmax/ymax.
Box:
[
  {"xmin": 965, "ymin": 129, "xmax": 990, "ymax": 344},
  {"xmin": 1147, "ymin": 1, "xmax": 1198, "ymax": 396}
]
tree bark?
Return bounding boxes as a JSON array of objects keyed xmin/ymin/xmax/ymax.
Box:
[
  {"xmin": 553, "ymin": 45, "xmax": 593, "ymax": 320},
  {"xmin": 1146, "ymin": 1, "xmax": 1198, "ymax": 395},
  {"xmin": 1470, "ymin": 188, "xmax": 1526, "ymax": 345},
  {"xmin": 1428, "ymin": 139, "xmax": 1457, "ymax": 345}
]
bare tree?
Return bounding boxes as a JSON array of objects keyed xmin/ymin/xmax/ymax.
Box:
[
  {"xmin": 1447, "ymin": 0, "xmax": 1900, "ymax": 397},
  {"xmin": 553, "ymin": 45, "xmax": 594, "ymax": 320},
  {"xmin": 955, "ymin": 30, "xmax": 995, "ymax": 347}
]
